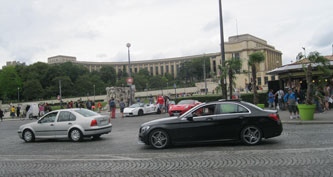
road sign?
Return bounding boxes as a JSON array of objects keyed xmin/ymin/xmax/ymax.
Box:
[{"xmin": 127, "ymin": 77, "xmax": 133, "ymax": 84}]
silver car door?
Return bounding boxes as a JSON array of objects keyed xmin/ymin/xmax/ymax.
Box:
[
  {"xmin": 33, "ymin": 112, "xmax": 58, "ymax": 137},
  {"xmin": 55, "ymin": 111, "xmax": 76, "ymax": 138}
]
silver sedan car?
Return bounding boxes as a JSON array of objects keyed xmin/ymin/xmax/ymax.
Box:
[{"xmin": 18, "ymin": 109, "xmax": 112, "ymax": 142}]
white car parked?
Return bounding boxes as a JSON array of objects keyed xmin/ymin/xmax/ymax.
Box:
[
  {"xmin": 124, "ymin": 103, "xmax": 161, "ymax": 117},
  {"xmin": 18, "ymin": 109, "xmax": 112, "ymax": 142}
]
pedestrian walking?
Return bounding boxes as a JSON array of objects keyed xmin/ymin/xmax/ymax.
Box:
[
  {"xmin": 0, "ymin": 108, "xmax": 4, "ymax": 122},
  {"xmin": 314, "ymin": 87, "xmax": 324, "ymax": 113},
  {"xmin": 86, "ymin": 99, "xmax": 92, "ymax": 110},
  {"xmin": 109, "ymin": 98, "xmax": 116, "ymax": 119},
  {"xmin": 10, "ymin": 106, "xmax": 15, "ymax": 119},
  {"xmin": 275, "ymin": 88, "xmax": 284, "ymax": 110},
  {"xmin": 164, "ymin": 96, "xmax": 169, "ymax": 113},
  {"xmin": 149, "ymin": 96, "xmax": 154, "ymax": 104},
  {"xmin": 119, "ymin": 99, "xmax": 125, "ymax": 118},
  {"xmin": 268, "ymin": 89, "xmax": 275, "ymax": 109},
  {"xmin": 97, "ymin": 102, "xmax": 102, "ymax": 113},
  {"xmin": 16, "ymin": 105, "xmax": 21, "ymax": 118},
  {"xmin": 157, "ymin": 95, "xmax": 164, "ymax": 112},
  {"xmin": 284, "ymin": 88, "xmax": 299, "ymax": 119}
]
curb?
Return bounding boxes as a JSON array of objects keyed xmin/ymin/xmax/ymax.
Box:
[{"xmin": 281, "ymin": 121, "xmax": 333, "ymax": 124}]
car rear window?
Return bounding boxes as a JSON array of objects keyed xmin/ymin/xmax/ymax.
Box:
[{"xmin": 74, "ymin": 109, "xmax": 99, "ymax": 117}]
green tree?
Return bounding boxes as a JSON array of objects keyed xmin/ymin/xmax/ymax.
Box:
[
  {"xmin": 248, "ymin": 52, "xmax": 265, "ymax": 104},
  {"xmin": 22, "ymin": 79, "xmax": 44, "ymax": 100},
  {"xmin": 302, "ymin": 51, "xmax": 330, "ymax": 104},
  {"xmin": 100, "ymin": 66, "xmax": 116, "ymax": 85},
  {"xmin": 220, "ymin": 58, "xmax": 243, "ymax": 99},
  {"xmin": 0, "ymin": 66, "xmax": 22, "ymax": 101}
]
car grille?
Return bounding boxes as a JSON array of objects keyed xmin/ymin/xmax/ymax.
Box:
[{"xmin": 172, "ymin": 111, "xmax": 182, "ymax": 113}]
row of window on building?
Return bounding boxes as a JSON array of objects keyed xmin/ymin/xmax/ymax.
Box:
[{"xmin": 118, "ymin": 64, "xmax": 180, "ymax": 76}]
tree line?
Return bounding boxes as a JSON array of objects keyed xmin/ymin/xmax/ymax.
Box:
[{"xmin": 0, "ymin": 56, "xmax": 211, "ymax": 103}]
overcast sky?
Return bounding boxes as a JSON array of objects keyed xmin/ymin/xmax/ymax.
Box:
[{"xmin": 1, "ymin": 0, "xmax": 332, "ymax": 68}]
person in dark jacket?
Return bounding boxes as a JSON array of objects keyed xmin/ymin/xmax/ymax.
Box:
[{"xmin": 0, "ymin": 108, "xmax": 4, "ymax": 122}]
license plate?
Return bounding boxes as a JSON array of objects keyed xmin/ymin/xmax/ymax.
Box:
[
  {"xmin": 173, "ymin": 113, "xmax": 180, "ymax": 116},
  {"xmin": 100, "ymin": 120, "xmax": 107, "ymax": 125}
]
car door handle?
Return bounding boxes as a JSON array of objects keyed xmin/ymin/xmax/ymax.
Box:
[
  {"xmin": 50, "ymin": 124, "xmax": 54, "ymax": 126},
  {"xmin": 206, "ymin": 118, "xmax": 213, "ymax": 121},
  {"xmin": 68, "ymin": 122, "xmax": 72, "ymax": 125}
]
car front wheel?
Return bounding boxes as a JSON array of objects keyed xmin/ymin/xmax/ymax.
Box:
[
  {"xmin": 149, "ymin": 129, "xmax": 169, "ymax": 149},
  {"xmin": 23, "ymin": 129, "xmax": 35, "ymax": 142},
  {"xmin": 69, "ymin": 129, "xmax": 83, "ymax": 142},
  {"xmin": 138, "ymin": 110, "xmax": 144, "ymax": 116},
  {"xmin": 241, "ymin": 126, "xmax": 262, "ymax": 145}
]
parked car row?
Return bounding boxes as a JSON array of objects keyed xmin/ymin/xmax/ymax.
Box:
[{"xmin": 18, "ymin": 100, "xmax": 283, "ymax": 149}]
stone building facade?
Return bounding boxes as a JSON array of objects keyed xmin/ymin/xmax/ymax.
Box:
[{"xmin": 47, "ymin": 34, "xmax": 282, "ymax": 91}]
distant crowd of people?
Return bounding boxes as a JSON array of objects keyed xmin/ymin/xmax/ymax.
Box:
[{"xmin": 267, "ymin": 84, "xmax": 333, "ymax": 119}]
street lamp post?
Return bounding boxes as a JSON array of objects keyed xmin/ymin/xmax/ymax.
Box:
[
  {"xmin": 219, "ymin": 0, "xmax": 227, "ymax": 99},
  {"xmin": 59, "ymin": 80, "xmax": 62, "ymax": 108},
  {"xmin": 127, "ymin": 43, "xmax": 132, "ymax": 105},
  {"xmin": 93, "ymin": 84, "xmax": 95, "ymax": 102},
  {"xmin": 17, "ymin": 87, "xmax": 20, "ymax": 103},
  {"xmin": 203, "ymin": 54, "xmax": 207, "ymax": 95}
]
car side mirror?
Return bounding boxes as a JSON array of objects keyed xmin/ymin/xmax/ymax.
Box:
[
  {"xmin": 38, "ymin": 120, "xmax": 41, "ymax": 124},
  {"xmin": 186, "ymin": 115, "xmax": 194, "ymax": 121}
]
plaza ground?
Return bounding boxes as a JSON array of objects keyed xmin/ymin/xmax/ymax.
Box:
[{"xmin": 1, "ymin": 112, "xmax": 333, "ymax": 176}]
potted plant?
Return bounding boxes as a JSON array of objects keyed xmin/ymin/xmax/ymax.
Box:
[{"xmin": 298, "ymin": 51, "xmax": 330, "ymax": 120}]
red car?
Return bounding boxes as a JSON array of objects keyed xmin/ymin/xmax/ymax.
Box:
[{"xmin": 168, "ymin": 100, "xmax": 201, "ymax": 116}]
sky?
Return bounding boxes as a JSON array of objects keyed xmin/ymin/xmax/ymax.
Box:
[{"xmin": 0, "ymin": 0, "xmax": 332, "ymax": 68}]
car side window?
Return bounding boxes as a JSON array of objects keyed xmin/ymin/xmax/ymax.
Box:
[
  {"xmin": 69, "ymin": 112, "xmax": 76, "ymax": 121},
  {"xmin": 238, "ymin": 105, "xmax": 249, "ymax": 113},
  {"xmin": 58, "ymin": 111, "xmax": 70, "ymax": 122},
  {"xmin": 219, "ymin": 103, "xmax": 238, "ymax": 114},
  {"xmin": 58, "ymin": 111, "xmax": 76, "ymax": 122},
  {"xmin": 192, "ymin": 104, "xmax": 216, "ymax": 117},
  {"xmin": 40, "ymin": 112, "xmax": 58, "ymax": 123}
]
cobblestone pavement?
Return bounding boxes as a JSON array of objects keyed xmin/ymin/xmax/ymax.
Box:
[{"xmin": 1, "ymin": 113, "xmax": 333, "ymax": 176}]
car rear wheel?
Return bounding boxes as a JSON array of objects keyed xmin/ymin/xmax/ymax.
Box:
[
  {"xmin": 138, "ymin": 110, "xmax": 144, "ymax": 116},
  {"xmin": 241, "ymin": 126, "xmax": 262, "ymax": 145},
  {"xmin": 23, "ymin": 129, "xmax": 35, "ymax": 142},
  {"xmin": 149, "ymin": 129, "xmax": 169, "ymax": 149},
  {"xmin": 69, "ymin": 129, "xmax": 83, "ymax": 142}
]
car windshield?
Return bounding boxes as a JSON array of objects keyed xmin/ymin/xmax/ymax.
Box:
[
  {"xmin": 129, "ymin": 103, "xmax": 143, "ymax": 108},
  {"xmin": 177, "ymin": 100, "xmax": 195, "ymax": 105},
  {"xmin": 169, "ymin": 101, "xmax": 175, "ymax": 105},
  {"xmin": 74, "ymin": 109, "xmax": 99, "ymax": 117}
]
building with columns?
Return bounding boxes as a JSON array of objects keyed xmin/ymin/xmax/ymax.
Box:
[{"xmin": 47, "ymin": 34, "xmax": 282, "ymax": 91}]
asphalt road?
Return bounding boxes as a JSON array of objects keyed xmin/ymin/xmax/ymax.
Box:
[{"xmin": 1, "ymin": 113, "xmax": 333, "ymax": 176}]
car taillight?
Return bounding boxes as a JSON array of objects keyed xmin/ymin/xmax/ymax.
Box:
[
  {"xmin": 108, "ymin": 118, "xmax": 111, "ymax": 124},
  {"xmin": 91, "ymin": 120, "xmax": 97, "ymax": 126},
  {"xmin": 269, "ymin": 114, "xmax": 280, "ymax": 121}
]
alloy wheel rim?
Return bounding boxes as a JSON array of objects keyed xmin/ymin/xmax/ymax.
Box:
[
  {"xmin": 24, "ymin": 131, "xmax": 32, "ymax": 141},
  {"xmin": 71, "ymin": 130, "xmax": 80, "ymax": 141},
  {"xmin": 243, "ymin": 127, "xmax": 261, "ymax": 144},
  {"xmin": 151, "ymin": 131, "xmax": 167, "ymax": 148}
]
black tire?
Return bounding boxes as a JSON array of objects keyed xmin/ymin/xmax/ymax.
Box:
[
  {"xmin": 23, "ymin": 129, "xmax": 35, "ymax": 142},
  {"xmin": 69, "ymin": 128, "xmax": 83, "ymax": 142},
  {"xmin": 149, "ymin": 129, "xmax": 170, "ymax": 149},
  {"xmin": 241, "ymin": 126, "xmax": 262, "ymax": 145},
  {"xmin": 138, "ymin": 110, "xmax": 144, "ymax": 116},
  {"xmin": 156, "ymin": 109, "xmax": 161, "ymax": 114}
]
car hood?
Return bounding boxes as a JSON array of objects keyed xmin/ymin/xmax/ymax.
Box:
[
  {"xmin": 141, "ymin": 116, "xmax": 179, "ymax": 127},
  {"xmin": 170, "ymin": 105, "xmax": 192, "ymax": 110},
  {"xmin": 19, "ymin": 122, "xmax": 37, "ymax": 129},
  {"xmin": 124, "ymin": 107, "xmax": 138, "ymax": 112}
]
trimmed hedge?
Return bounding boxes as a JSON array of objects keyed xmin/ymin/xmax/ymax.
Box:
[{"xmin": 174, "ymin": 93, "xmax": 268, "ymax": 107}]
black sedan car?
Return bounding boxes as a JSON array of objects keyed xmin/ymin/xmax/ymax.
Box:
[{"xmin": 139, "ymin": 100, "xmax": 282, "ymax": 149}]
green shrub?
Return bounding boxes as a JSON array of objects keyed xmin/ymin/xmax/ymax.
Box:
[{"xmin": 174, "ymin": 93, "xmax": 268, "ymax": 106}]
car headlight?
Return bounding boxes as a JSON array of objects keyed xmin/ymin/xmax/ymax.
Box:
[
  {"xmin": 170, "ymin": 106, "xmax": 173, "ymax": 110},
  {"xmin": 141, "ymin": 126, "xmax": 150, "ymax": 133},
  {"xmin": 185, "ymin": 106, "xmax": 189, "ymax": 109}
]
